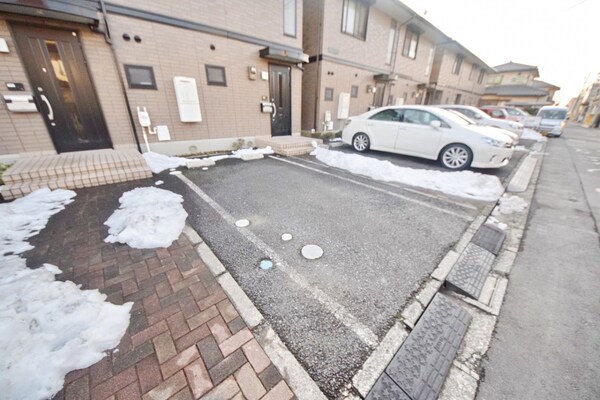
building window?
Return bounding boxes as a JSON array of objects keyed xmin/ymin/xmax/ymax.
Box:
[
  {"xmin": 351, "ymin": 85, "xmax": 359, "ymax": 98},
  {"xmin": 283, "ymin": 0, "xmax": 296, "ymax": 37},
  {"xmin": 402, "ymin": 27, "xmax": 419, "ymax": 59},
  {"xmin": 452, "ymin": 55, "xmax": 463, "ymax": 75},
  {"xmin": 124, "ymin": 65, "xmax": 157, "ymax": 89},
  {"xmin": 455, "ymin": 93, "xmax": 462, "ymax": 104},
  {"xmin": 425, "ymin": 47, "xmax": 434, "ymax": 76},
  {"xmin": 325, "ymin": 87, "xmax": 334, "ymax": 101},
  {"xmin": 469, "ymin": 64, "xmax": 479, "ymax": 81},
  {"xmin": 341, "ymin": 0, "xmax": 369, "ymax": 40},
  {"xmin": 385, "ymin": 20, "xmax": 397, "ymax": 65},
  {"xmin": 477, "ymin": 69, "xmax": 485, "ymax": 84},
  {"xmin": 205, "ymin": 65, "xmax": 227, "ymax": 86},
  {"xmin": 387, "ymin": 95, "xmax": 394, "ymax": 105}
]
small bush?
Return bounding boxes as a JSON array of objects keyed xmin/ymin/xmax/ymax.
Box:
[{"xmin": 0, "ymin": 163, "xmax": 11, "ymax": 185}]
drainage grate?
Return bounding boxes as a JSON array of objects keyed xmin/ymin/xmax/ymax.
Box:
[
  {"xmin": 446, "ymin": 243, "xmax": 495, "ymax": 299},
  {"xmin": 472, "ymin": 224, "xmax": 506, "ymax": 255},
  {"xmin": 367, "ymin": 294, "xmax": 471, "ymax": 400}
]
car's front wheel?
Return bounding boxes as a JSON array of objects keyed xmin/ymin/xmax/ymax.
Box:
[
  {"xmin": 353, "ymin": 133, "xmax": 370, "ymax": 152},
  {"xmin": 439, "ymin": 144, "xmax": 472, "ymax": 170}
]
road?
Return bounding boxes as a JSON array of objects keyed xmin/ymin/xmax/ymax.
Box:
[{"xmin": 477, "ymin": 125, "xmax": 600, "ymax": 399}]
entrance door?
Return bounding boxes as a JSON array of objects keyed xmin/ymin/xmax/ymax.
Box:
[
  {"xmin": 269, "ymin": 64, "xmax": 291, "ymax": 136},
  {"xmin": 12, "ymin": 25, "xmax": 111, "ymax": 153}
]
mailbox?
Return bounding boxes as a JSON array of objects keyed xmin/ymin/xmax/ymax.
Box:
[
  {"xmin": 260, "ymin": 102, "xmax": 274, "ymax": 113},
  {"xmin": 3, "ymin": 94, "xmax": 37, "ymax": 112}
]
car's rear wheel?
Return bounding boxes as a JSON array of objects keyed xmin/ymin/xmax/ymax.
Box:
[
  {"xmin": 353, "ymin": 133, "xmax": 370, "ymax": 152},
  {"xmin": 439, "ymin": 144, "xmax": 472, "ymax": 170}
]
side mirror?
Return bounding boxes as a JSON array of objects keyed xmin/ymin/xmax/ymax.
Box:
[{"xmin": 430, "ymin": 120, "xmax": 441, "ymax": 129}]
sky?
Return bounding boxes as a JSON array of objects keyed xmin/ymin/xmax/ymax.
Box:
[{"xmin": 400, "ymin": 0, "xmax": 600, "ymax": 105}]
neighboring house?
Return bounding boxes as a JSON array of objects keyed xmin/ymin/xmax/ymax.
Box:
[
  {"xmin": 301, "ymin": 0, "xmax": 492, "ymax": 132},
  {"xmin": 570, "ymin": 76, "xmax": 600, "ymax": 128},
  {"xmin": 481, "ymin": 61, "xmax": 560, "ymax": 109},
  {"xmin": 0, "ymin": 0, "xmax": 307, "ymax": 163}
]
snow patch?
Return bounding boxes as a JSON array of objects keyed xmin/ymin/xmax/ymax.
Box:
[
  {"xmin": 142, "ymin": 151, "xmax": 187, "ymax": 174},
  {"xmin": 155, "ymin": 180, "xmax": 164, "ymax": 186},
  {"xmin": 208, "ymin": 146, "xmax": 274, "ymax": 162},
  {"xmin": 521, "ymin": 128, "xmax": 547, "ymax": 142},
  {"xmin": 104, "ymin": 187, "xmax": 187, "ymax": 249},
  {"xmin": 0, "ymin": 189, "xmax": 132, "ymax": 400},
  {"xmin": 487, "ymin": 216, "xmax": 508, "ymax": 230},
  {"xmin": 495, "ymin": 195, "xmax": 528, "ymax": 215},
  {"xmin": 310, "ymin": 147, "xmax": 504, "ymax": 201}
]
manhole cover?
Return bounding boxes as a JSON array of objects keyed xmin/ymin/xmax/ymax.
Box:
[
  {"xmin": 301, "ymin": 244, "xmax": 323, "ymax": 260},
  {"xmin": 235, "ymin": 219, "xmax": 250, "ymax": 227},
  {"xmin": 281, "ymin": 233, "xmax": 293, "ymax": 241},
  {"xmin": 259, "ymin": 259, "xmax": 273, "ymax": 270}
]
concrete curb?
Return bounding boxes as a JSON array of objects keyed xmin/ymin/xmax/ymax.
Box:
[{"xmin": 181, "ymin": 225, "xmax": 327, "ymax": 400}]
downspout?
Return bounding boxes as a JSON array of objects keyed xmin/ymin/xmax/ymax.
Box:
[
  {"xmin": 388, "ymin": 14, "xmax": 415, "ymax": 103},
  {"xmin": 313, "ymin": 0, "xmax": 325, "ymax": 130},
  {"xmin": 98, "ymin": 0, "xmax": 143, "ymax": 153}
]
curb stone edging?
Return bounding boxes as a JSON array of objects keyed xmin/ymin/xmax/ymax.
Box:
[{"xmin": 182, "ymin": 225, "xmax": 327, "ymax": 400}]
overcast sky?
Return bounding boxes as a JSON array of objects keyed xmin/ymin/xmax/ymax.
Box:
[{"xmin": 400, "ymin": 0, "xmax": 599, "ymax": 105}]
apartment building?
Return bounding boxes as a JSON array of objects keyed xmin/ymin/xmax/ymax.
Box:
[
  {"xmin": 301, "ymin": 0, "xmax": 492, "ymax": 131},
  {"xmin": 0, "ymin": 0, "xmax": 307, "ymax": 162}
]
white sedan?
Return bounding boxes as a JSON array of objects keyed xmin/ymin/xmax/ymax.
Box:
[
  {"xmin": 436, "ymin": 105, "xmax": 523, "ymax": 138},
  {"xmin": 341, "ymin": 105, "xmax": 514, "ymax": 170}
]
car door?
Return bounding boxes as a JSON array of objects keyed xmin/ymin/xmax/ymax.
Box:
[
  {"xmin": 395, "ymin": 109, "xmax": 445, "ymax": 158},
  {"xmin": 365, "ymin": 109, "xmax": 402, "ymax": 150}
]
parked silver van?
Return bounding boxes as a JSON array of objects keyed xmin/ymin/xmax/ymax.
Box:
[{"xmin": 537, "ymin": 106, "xmax": 568, "ymax": 137}]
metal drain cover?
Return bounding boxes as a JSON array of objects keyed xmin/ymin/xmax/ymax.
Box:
[
  {"xmin": 446, "ymin": 243, "xmax": 495, "ymax": 299},
  {"xmin": 472, "ymin": 224, "xmax": 506, "ymax": 255}
]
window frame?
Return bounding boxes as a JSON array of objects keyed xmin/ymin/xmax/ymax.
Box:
[
  {"xmin": 283, "ymin": 0, "xmax": 297, "ymax": 37},
  {"xmin": 205, "ymin": 65, "xmax": 227, "ymax": 87},
  {"xmin": 369, "ymin": 108, "xmax": 403, "ymax": 122},
  {"xmin": 469, "ymin": 64, "xmax": 479, "ymax": 81},
  {"xmin": 385, "ymin": 20, "xmax": 397, "ymax": 65},
  {"xmin": 402, "ymin": 27, "xmax": 420, "ymax": 60},
  {"xmin": 477, "ymin": 68, "xmax": 485, "ymax": 84},
  {"xmin": 324, "ymin": 87, "xmax": 334, "ymax": 101},
  {"xmin": 341, "ymin": 0, "xmax": 370, "ymax": 41},
  {"xmin": 350, "ymin": 85, "xmax": 359, "ymax": 98},
  {"xmin": 124, "ymin": 64, "xmax": 157, "ymax": 90},
  {"xmin": 452, "ymin": 55, "xmax": 463, "ymax": 75}
]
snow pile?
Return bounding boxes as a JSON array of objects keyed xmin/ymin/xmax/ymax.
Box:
[
  {"xmin": 496, "ymin": 195, "xmax": 528, "ymax": 215},
  {"xmin": 209, "ymin": 146, "xmax": 275, "ymax": 162},
  {"xmin": 0, "ymin": 188, "xmax": 76, "ymax": 257},
  {"xmin": 0, "ymin": 189, "xmax": 132, "ymax": 400},
  {"xmin": 104, "ymin": 187, "xmax": 187, "ymax": 248},
  {"xmin": 143, "ymin": 151, "xmax": 187, "ymax": 173},
  {"xmin": 487, "ymin": 216, "xmax": 508, "ymax": 230},
  {"xmin": 310, "ymin": 146, "xmax": 504, "ymax": 201},
  {"xmin": 0, "ymin": 258, "xmax": 132, "ymax": 400},
  {"xmin": 521, "ymin": 128, "xmax": 547, "ymax": 142}
]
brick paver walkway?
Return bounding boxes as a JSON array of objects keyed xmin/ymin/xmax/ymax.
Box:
[{"xmin": 24, "ymin": 179, "xmax": 294, "ymax": 400}]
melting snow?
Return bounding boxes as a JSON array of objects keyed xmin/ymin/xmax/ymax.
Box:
[
  {"xmin": 487, "ymin": 216, "xmax": 508, "ymax": 230},
  {"xmin": 0, "ymin": 189, "xmax": 132, "ymax": 400},
  {"xmin": 209, "ymin": 146, "xmax": 275, "ymax": 162},
  {"xmin": 310, "ymin": 146, "xmax": 504, "ymax": 201},
  {"xmin": 495, "ymin": 195, "xmax": 528, "ymax": 215},
  {"xmin": 142, "ymin": 151, "xmax": 187, "ymax": 173},
  {"xmin": 521, "ymin": 129, "xmax": 548, "ymax": 142},
  {"xmin": 155, "ymin": 180, "xmax": 164, "ymax": 186},
  {"xmin": 104, "ymin": 187, "xmax": 187, "ymax": 249}
]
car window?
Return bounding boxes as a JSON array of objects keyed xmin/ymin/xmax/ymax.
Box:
[
  {"xmin": 403, "ymin": 109, "xmax": 450, "ymax": 128},
  {"xmin": 506, "ymin": 108, "xmax": 520, "ymax": 115},
  {"xmin": 491, "ymin": 110, "xmax": 504, "ymax": 117},
  {"xmin": 369, "ymin": 108, "xmax": 403, "ymax": 122},
  {"xmin": 457, "ymin": 108, "xmax": 476, "ymax": 118},
  {"xmin": 538, "ymin": 109, "xmax": 566, "ymax": 119}
]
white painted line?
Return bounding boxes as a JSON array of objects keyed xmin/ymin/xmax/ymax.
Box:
[
  {"xmin": 352, "ymin": 322, "xmax": 409, "ymax": 397},
  {"xmin": 218, "ymin": 273, "xmax": 264, "ymax": 329},
  {"xmin": 269, "ymin": 156, "xmax": 473, "ymax": 221},
  {"xmin": 176, "ymin": 174, "xmax": 379, "ymax": 347}
]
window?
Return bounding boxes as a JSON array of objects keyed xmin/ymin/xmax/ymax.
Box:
[
  {"xmin": 205, "ymin": 65, "xmax": 227, "ymax": 86},
  {"xmin": 324, "ymin": 87, "xmax": 334, "ymax": 101},
  {"xmin": 387, "ymin": 95, "xmax": 394, "ymax": 105},
  {"xmin": 477, "ymin": 69, "xmax": 485, "ymax": 84},
  {"xmin": 370, "ymin": 108, "xmax": 403, "ymax": 122},
  {"xmin": 385, "ymin": 20, "xmax": 397, "ymax": 65},
  {"xmin": 342, "ymin": 0, "xmax": 369, "ymax": 40},
  {"xmin": 469, "ymin": 64, "xmax": 479, "ymax": 81},
  {"xmin": 283, "ymin": 0, "xmax": 296, "ymax": 37},
  {"xmin": 124, "ymin": 65, "xmax": 157, "ymax": 89},
  {"xmin": 425, "ymin": 47, "xmax": 434, "ymax": 76},
  {"xmin": 402, "ymin": 27, "xmax": 419, "ymax": 59},
  {"xmin": 351, "ymin": 85, "xmax": 359, "ymax": 98},
  {"xmin": 454, "ymin": 93, "xmax": 462, "ymax": 104},
  {"xmin": 403, "ymin": 109, "xmax": 448, "ymax": 127},
  {"xmin": 452, "ymin": 55, "xmax": 463, "ymax": 75}
]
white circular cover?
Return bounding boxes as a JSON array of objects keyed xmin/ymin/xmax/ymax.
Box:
[
  {"xmin": 281, "ymin": 233, "xmax": 293, "ymax": 241},
  {"xmin": 235, "ymin": 219, "xmax": 250, "ymax": 227},
  {"xmin": 301, "ymin": 244, "xmax": 323, "ymax": 260}
]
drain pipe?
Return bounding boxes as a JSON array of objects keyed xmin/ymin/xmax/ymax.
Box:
[{"xmin": 97, "ymin": 0, "xmax": 143, "ymax": 153}]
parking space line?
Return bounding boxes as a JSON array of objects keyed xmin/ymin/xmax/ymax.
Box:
[
  {"xmin": 176, "ymin": 174, "xmax": 379, "ymax": 347},
  {"xmin": 269, "ymin": 156, "xmax": 475, "ymax": 221}
]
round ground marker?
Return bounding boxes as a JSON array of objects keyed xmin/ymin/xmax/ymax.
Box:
[
  {"xmin": 301, "ymin": 244, "xmax": 323, "ymax": 260},
  {"xmin": 281, "ymin": 233, "xmax": 293, "ymax": 241},
  {"xmin": 259, "ymin": 259, "xmax": 273, "ymax": 270},
  {"xmin": 169, "ymin": 171, "xmax": 182, "ymax": 175},
  {"xmin": 235, "ymin": 219, "xmax": 250, "ymax": 227},
  {"xmin": 202, "ymin": 167, "xmax": 208, "ymax": 170}
]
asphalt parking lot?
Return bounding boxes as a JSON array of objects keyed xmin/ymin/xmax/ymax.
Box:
[{"xmin": 161, "ymin": 144, "xmax": 526, "ymax": 398}]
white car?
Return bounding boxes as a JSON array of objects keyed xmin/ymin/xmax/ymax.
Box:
[
  {"xmin": 342, "ymin": 105, "xmax": 514, "ymax": 170},
  {"xmin": 437, "ymin": 105, "xmax": 524, "ymax": 137},
  {"xmin": 537, "ymin": 106, "xmax": 567, "ymax": 137}
]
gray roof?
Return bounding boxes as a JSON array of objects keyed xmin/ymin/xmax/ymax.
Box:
[
  {"xmin": 532, "ymin": 80, "xmax": 560, "ymax": 90},
  {"xmin": 484, "ymin": 84, "xmax": 548, "ymax": 97},
  {"xmin": 494, "ymin": 62, "xmax": 539, "ymax": 73}
]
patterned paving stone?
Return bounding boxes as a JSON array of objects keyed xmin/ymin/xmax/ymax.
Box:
[
  {"xmin": 472, "ymin": 224, "xmax": 506, "ymax": 255},
  {"xmin": 446, "ymin": 243, "xmax": 496, "ymax": 299},
  {"xmin": 384, "ymin": 294, "xmax": 471, "ymax": 400}
]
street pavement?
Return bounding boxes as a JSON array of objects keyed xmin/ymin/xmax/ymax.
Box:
[{"xmin": 477, "ymin": 125, "xmax": 600, "ymax": 399}]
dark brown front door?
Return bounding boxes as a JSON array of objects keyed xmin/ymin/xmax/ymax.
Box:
[
  {"xmin": 12, "ymin": 24, "xmax": 111, "ymax": 153},
  {"xmin": 269, "ymin": 64, "xmax": 291, "ymax": 136}
]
